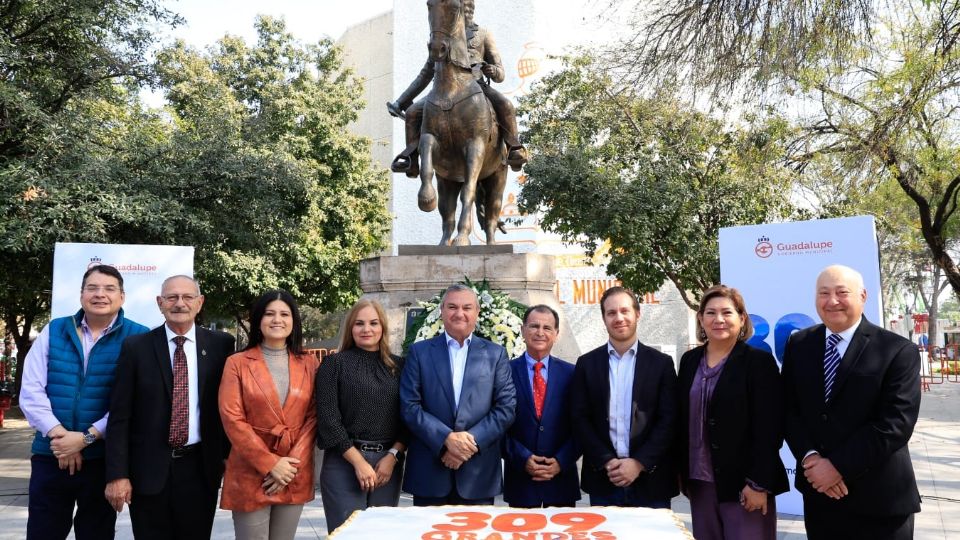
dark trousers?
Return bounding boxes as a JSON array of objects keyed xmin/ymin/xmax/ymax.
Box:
[
  {"xmin": 27, "ymin": 455, "xmax": 116, "ymax": 540},
  {"xmin": 509, "ymin": 501, "xmax": 578, "ymax": 509},
  {"xmin": 589, "ymin": 487, "xmax": 670, "ymax": 509},
  {"xmin": 129, "ymin": 449, "xmax": 218, "ymax": 540},
  {"xmin": 320, "ymin": 448, "xmax": 404, "ymax": 533},
  {"xmin": 803, "ymin": 497, "xmax": 915, "ymax": 540},
  {"xmin": 414, "ymin": 489, "xmax": 494, "ymax": 507}
]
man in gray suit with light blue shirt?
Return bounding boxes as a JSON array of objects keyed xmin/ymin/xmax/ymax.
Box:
[{"xmin": 400, "ymin": 283, "xmax": 516, "ymax": 505}]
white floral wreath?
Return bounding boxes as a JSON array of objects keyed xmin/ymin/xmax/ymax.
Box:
[{"xmin": 404, "ymin": 279, "xmax": 528, "ymax": 358}]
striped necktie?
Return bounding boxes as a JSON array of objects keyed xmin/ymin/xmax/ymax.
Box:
[{"xmin": 824, "ymin": 333, "xmax": 843, "ymax": 402}]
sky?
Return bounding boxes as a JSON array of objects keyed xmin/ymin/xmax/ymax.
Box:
[
  {"xmin": 141, "ymin": 1, "xmax": 394, "ymax": 106},
  {"xmin": 160, "ymin": 0, "xmax": 394, "ymax": 47}
]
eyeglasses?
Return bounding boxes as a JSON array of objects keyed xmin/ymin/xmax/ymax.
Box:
[
  {"xmin": 82, "ymin": 285, "xmax": 122, "ymax": 294},
  {"xmin": 161, "ymin": 294, "xmax": 200, "ymax": 304}
]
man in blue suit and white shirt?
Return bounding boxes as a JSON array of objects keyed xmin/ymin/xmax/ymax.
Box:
[
  {"xmin": 401, "ymin": 283, "xmax": 516, "ymax": 505},
  {"xmin": 503, "ymin": 305, "xmax": 581, "ymax": 508}
]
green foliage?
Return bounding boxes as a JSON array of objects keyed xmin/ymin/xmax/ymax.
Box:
[
  {"xmin": 518, "ymin": 55, "xmax": 798, "ymax": 308},
  {"xmin": 0, "ymin": 12, "xmax": 390, "ymax": 373},
  {"xmin": 0, "ymin": 0, "xmax": 180, "ymax": 372},
  {"xmin": 785, "ymin": 1, "xmax": 960, "ymax": 299},
  {"xmin": 148, "ymin": 17, "xmax": 390, "ymax": 322}
]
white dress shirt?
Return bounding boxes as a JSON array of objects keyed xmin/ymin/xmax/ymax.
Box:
[
  {"xmin": 165, "ymin": 324, "xmax": 201, "ymax": 445},
  {"xmin": 445, "ymin": 332, "xmax": 473, "ymax": 409},
  {"xmin": 826, "ymin": 322, "xmax": 859, "ymax": 360},
  {"xmin": 608, "ymin": 340, "xmax": 639, "ymax": 458}
]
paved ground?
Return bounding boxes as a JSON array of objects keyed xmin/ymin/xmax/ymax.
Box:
[{"xmin": 1, "ymin": 380, "xmax": 957, "ymax": 539}]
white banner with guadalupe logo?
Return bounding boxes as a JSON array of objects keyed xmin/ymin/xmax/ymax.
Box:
[
  {"xmin": 51, "ymin": 242, "xmax": 195, "ymax": 329},
  {"xmin": 718, "ymin": 215, "xmax": 883, "ymax": 515}
]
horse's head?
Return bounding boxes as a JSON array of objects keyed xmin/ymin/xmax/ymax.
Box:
[{"xmin": 427, "ymin": 0, "xmax": 471, "ymax": 69}]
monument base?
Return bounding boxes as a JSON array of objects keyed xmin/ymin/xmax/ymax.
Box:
[{"xmin": 360, "ymin": 246, "xmax": 581, "ymax": 360}]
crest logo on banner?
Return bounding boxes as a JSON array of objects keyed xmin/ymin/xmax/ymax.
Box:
[{"xmin": 754, "ymin": 236, "xmax": 773, "ymax": 258}]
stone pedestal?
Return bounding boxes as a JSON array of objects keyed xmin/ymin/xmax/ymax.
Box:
[{"xmin": 359, "ymin": 246, "xmax": 581, "ymax": 360}]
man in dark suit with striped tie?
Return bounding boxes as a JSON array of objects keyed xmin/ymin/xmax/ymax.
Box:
[{"xmin": 782, "ymin": 265, "xmax": 921, "ymax": 540}]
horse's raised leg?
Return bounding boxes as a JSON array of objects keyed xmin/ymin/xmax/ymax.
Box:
[
  {"xmin": 436, "ymin": 176, "xmax": 458, "ymax": 245},
  {"xmin": 480, "ymin": 165, "xmax": 507, "ymax": 245},
  {"xmin": 451, "ymin": 138, "xmax": 484, "ymax": 246},
  {"xmin": 417, "ymin": 134, "xmax": 437, "ymax": 212}
]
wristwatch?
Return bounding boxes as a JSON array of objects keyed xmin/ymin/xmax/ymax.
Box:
[
  {"xmin": 82, "ymin": 430, "xmax": 97, "ymax": 446},
  {"xmin": 388, "ymin": 448, "xmax": 404, "ymax": 461}
]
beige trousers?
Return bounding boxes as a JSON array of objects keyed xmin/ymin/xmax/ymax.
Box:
[{"xmin": 232, "ymin": 504, "xmax": 304, "ymax": 540}]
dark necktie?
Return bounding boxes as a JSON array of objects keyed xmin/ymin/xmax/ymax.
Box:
[
  {"xmin": 168, "ymin": 335, "xmax": 189, "ymax": 448},
  {"xmin": 533, "ymin": 361, "xmax": 546, "ymax": 420},
  {"xmin": 824, "ymin": 333, "xmax": 842, "ymax": 402}
]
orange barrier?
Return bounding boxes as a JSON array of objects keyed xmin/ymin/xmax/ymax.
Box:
[{"xmin": 918, "ymin": 344, "xmax": 960, "ymax": 390}]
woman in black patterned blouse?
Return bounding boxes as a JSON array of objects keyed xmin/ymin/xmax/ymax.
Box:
[{"xmin": 315, "ymin": 299, "xmax": 406, "ymax": 534}]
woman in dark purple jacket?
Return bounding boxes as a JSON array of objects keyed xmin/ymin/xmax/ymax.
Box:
[{"xmin": 677, "ymin": 285, "xmax": 789, "ymax": 540}]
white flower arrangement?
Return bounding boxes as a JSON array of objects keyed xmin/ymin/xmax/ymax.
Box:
[{"xmin": 404, "ymin": 279, "xmax": 528, "ymax": 358}]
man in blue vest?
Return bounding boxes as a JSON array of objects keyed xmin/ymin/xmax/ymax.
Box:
[{"xmin": 20, "ymin": 264, "xmax": 149, "ymax": 540}]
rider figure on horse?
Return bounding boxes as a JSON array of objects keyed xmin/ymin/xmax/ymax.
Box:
[{"xmin": 387, "ymin": 0, "xmax": 528, "ymax": 177}]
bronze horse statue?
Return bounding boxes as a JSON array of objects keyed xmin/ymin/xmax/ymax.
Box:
[{"xmin": 416, "ymin": 0, "xmax": 508, "ymax": 245}]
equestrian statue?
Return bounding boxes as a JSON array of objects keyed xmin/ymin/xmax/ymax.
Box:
[{"xmin": 387, "ymin": 0, "xmax": 527, "ymax": 245}]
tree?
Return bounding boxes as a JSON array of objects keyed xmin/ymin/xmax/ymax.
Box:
[
  {"xmin": 149, "ymin": 17, "xmax": 390, "ymax": 333},
  {"xmin": 0, "ymin": 0, "xmax": 179, "ymax": 399},
  {"xmin": 610, "ymin": 0, "xmax": 960, "ymax": 302},
  {"xmin": 517, "ymin": 55, "xmax": 798, "ymax": 309},
  {"xmin": 601, "ymin": 0, "xmax": 875, "ymax": 95},
  {"xmin": 0, "ymin": 14, "xmax": 391, "ymax": 399},
  {"xmin": 785, "ymin": 1, "xmax": 960, "ymax": 300}
]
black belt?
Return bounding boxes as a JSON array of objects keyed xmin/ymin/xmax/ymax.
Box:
[
  {"xmin": 354, "ymin": 441, "xmax": 390, "ymax": 453},
  {"xmin": 171, "ymin": 443, "xmax": 200, "ymax": 459}
]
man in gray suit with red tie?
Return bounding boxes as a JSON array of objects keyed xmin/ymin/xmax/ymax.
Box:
[{"xmin": 782, "ymin": 265, "xmax": 921, "ymax": 539}]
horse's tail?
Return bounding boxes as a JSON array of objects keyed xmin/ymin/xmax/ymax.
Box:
[
  {"xmin": 475, "ymin": 183, "xmax": 507, "ymax": 234},
  {"xmin": 475, "ymin": 182, "xmax": 487, "ymax": 228}
]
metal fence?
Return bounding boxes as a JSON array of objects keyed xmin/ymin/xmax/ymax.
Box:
[{"xmin": 919, "ymin": 344, "xmax": 960, "ymax": 390}]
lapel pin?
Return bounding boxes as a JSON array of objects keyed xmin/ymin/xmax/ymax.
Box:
[{"xmin": 202, "ymin": 350, "xmax": 207, "ymax": 356}]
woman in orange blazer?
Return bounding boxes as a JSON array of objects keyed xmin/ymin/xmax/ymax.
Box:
[{"xmin": 219, "ymin": 290, "xmax": 319, "ymax": 540}]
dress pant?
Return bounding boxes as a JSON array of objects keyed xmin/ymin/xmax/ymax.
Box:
[
  {"xmin": 319, "ymin": 447, "xmax": 403, "ymax": 533},
  {"xmin": 128, "ymin": 447, "xmax": 218, "ymax": 540},
  {"xmin": 27, "ymin": 455, "xmax": 116, "ymax": 540},
  {"xmin": 588, "ymin": 486, "xmax": 670, "ymax": 509},
  {"xmin": 803, "ymin": 497, "xmax": 915, "ymax": 540},
  {"xmin": 687, "ymin": 479, "xmax": 777, "ymax": 540},
  {"xmin": 232, "ymin": 504, "xmax": 304, "ymax": 540},
  {"xmin": 413, "ymin": 492, "xmax": 495, "ymax": 506},
  {"xmin": 509, "ymin": 502, "xmax": 578, "ymax": 509}
]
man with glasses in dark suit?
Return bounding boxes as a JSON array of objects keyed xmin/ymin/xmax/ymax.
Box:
[{"xmin": 105, "ymin": 275, "xmax": 234, "ymax": 539}]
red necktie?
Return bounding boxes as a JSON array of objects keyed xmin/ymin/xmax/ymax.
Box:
[
  {"xmin": 533, "ymin": 361, "xmax": 546, "ymax": 420},
  {"xmin": 168, "ymin": 335, "xmax": 189, "ymax": 448}
]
